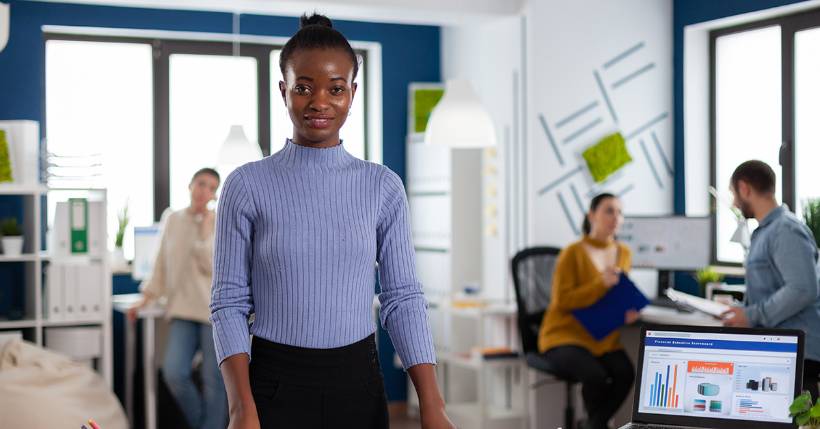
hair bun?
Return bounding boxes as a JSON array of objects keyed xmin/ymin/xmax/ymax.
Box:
[{"xmin": 300, "ymin": 13, "xmax": 333, "ymax": 29}]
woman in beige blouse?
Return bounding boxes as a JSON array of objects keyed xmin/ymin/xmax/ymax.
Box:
[{"xmin": 127, "ymin": 167, "xmax": 226, "ymax": 429}]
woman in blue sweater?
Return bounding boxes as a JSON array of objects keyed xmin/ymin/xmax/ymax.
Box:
[{"xmin": 210, "ymin": 13, "xmax": 453, "ymax": 429}]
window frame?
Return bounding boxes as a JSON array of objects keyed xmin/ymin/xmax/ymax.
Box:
[
  {"xmin": 708, "ymin": 7, "xmax": 820, "ymax": 265},
  {"xmin": 43, "ymin": 33, "xmax": 370, "ymax": 221}
]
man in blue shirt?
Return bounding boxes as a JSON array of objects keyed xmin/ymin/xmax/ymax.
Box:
[{"xmin": 722, "ymin": 160, "xmax": 820, "ymax": 400}]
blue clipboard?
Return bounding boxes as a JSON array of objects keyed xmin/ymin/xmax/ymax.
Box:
[{"xmin": 571, "ymin": 273, "xmax": 650, "ymax": 340}]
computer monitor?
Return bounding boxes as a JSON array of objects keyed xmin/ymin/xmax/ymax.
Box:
[
  {"xmin": 619, "ymin": 216, "xmax": 711, "ymax": 271},
  {"xmin": 632, "ymin": 325, "xmax": 804, "ymax": 429}
]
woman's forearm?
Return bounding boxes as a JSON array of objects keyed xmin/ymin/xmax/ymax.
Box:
[
  {"xmin": 407, "ymin": 363, "xmax": 445, "ymax": 407},
  {"xmin": 220, "ymin": 353, "xmax": 256, "ymax": 417}
]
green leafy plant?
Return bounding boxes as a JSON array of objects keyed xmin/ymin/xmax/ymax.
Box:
[
  {"xmin": 115, "ymin": 204, "xmax": 129, "ymax": 249},
  {"xmin": 802, "ymin": 199, "xmax": 820, "ymax": 249},
  {"xmin": 0, "ymin": 218, "xmax": 22, "ymax": 237},
  {"xmin": 790, "ymin": 391, "xmax": 820, "ymax": 427},
  {"xmin": 696, "ymin": 266, "xmax": 724, "ymax": 286}
]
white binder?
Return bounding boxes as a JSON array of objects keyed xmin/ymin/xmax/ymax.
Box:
[
  {"xmin": 45, "ymin": 264, "xmax": 65, "ymax": 321},
  {"xmin": 62, "ymin": 264, "xmax": 79, "ymax": 321},
  {"xmin": 76, "ymin": 263, "xmax": 103, "ymax": 319}
]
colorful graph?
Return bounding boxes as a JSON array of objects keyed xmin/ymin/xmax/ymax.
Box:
[
  {"xmin": 738, "ymin": 398, "xmax": 765, "ymax": 415},
  {"xmin": 648, "ymin": 364, "xmax": 680, "ymax": 408}
]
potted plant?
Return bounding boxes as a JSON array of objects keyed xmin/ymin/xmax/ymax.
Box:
[
  {"xmin": 802, "ymin": 198, "xmax": 820, "ymax": 249},
  {"xmin": 0, "ymin": 217, "xmax": 23, "ymax": 256},
  {"xmin": 695, "ymin": 266, "xmax": 724, "ymax": 298},
  {"xmin": 790, "ymin": 391, "xmax": 820, "ymax": 429},
  {"xmin": 111, "ymin": 203, "xmax": 129, "ymax": 271}
]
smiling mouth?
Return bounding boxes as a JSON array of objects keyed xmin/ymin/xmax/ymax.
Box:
[{"xmin": 305, "ymin": 116, "xmax": 334, "ymax": 129}]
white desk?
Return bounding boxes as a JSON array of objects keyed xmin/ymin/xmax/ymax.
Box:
[{"xmin": 112, "ymin": 293, "xmax": 165, "ymax": 429}]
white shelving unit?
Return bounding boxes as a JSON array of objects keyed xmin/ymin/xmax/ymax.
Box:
[
  {"xmin": 0, "ymin": 184, "xmax": 112, "ymax": 386},
  {"xmin": 406, "ymin": 140, "xmax": 525, "ymax": 429}
]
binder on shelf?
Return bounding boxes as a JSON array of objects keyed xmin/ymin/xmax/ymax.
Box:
[
  {"xmin": 63, "ymin": 264, "xmax": 79, "ymax": 321},
  {"xmin": 45, "ymin": 264, "xmax": 66, "ymax": 321},
  {"xmin": 69, "ymin": 198, "xmax": 88, "ymax": 254},
  {"xmin": 86, "ymin": 200, "xmax": 104, "ymax": 256},
  {"xmin": 51, "ymin": 200, "xmax": 104, "ymax": 257},
  {"xmin": 76, "ymin": 263, "xmax": 103, "ymax": 319}
]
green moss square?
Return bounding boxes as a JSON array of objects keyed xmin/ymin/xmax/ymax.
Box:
[
  {"xmin": 413, "ymin": 89, "xmax": 445, "ymax": 133},
  {"xmin": 582, "ymin": 132, "xmax": 632, "ymax": 183}
]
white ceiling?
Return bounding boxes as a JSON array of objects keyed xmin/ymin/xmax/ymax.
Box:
[{"xmin": 28, "ymin": 0, "xmax": 524, "ymax": 26}]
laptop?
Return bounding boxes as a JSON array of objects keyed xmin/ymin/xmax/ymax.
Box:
[{"xmin": 619, "ymin": 324, "xmax": 805, "ymax": 429}]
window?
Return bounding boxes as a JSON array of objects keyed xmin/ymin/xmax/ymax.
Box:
[
  {"xmin": 45, "ymin": 34, "xmax": 371, "ymax": 258},
  {"xmin": 45, "ymin": 40, "xmax": 153, "ymax": 260},
  {"xmin": 168, "ymin": 54, "xmax": 258, "ymax": 210},
  {"xmin": 710, "ymin": 8, "xmax": 820, "ymax": 264}
]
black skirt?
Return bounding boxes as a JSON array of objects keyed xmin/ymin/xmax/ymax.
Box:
[{"xmin": 249, "ymin": 334, "xmax": 389, "ymax": 429}]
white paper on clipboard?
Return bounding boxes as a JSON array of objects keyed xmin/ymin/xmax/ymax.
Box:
[{"xmin": 666, "ymin": 288, "xmax": 730, "ymax": 317}]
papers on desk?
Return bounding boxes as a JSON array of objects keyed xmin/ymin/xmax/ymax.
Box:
[{"xmin": 666, "ymin": 288, "xmax": 730, "ymax": 317}]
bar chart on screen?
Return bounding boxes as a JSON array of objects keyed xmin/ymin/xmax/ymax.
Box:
[{"xmin": 644, "ymin": 360, "xmax": 686, "ymax": 409}]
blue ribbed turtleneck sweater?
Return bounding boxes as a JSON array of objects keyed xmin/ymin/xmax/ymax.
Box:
[{"xmin": 210, "ymin": 140, "xmax": 435, "ymax": 369}]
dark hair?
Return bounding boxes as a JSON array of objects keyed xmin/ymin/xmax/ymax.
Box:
[
  {"xmin": 731, "ymin": 160, "xmax": 776, "ymax": 195},
  {"xmin": 192, "ymin": 167, "xmax": 220, "ymax": 184},
  {"xmin": 279, "ymin": 13, "xmax": 359, "ymax": 81},
  {"xmin": 582, "ymin": 193, "xmax": 616, "ymax": 235}
]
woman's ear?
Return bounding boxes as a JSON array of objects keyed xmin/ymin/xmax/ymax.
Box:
[{"xmin": 279, "ymin": 81, "xmax": 288, "ymax": 105}]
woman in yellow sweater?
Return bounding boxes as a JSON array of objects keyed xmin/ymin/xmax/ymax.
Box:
[{"xmin": 538, "ymin": 193, "xmax": 639, "ymax": 429}]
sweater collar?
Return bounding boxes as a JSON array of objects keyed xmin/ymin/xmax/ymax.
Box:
[
  {"xmin": 279, "ymin": 139, "xmax": 350, "ymax": 168},
  {"xmin": 582, "ymin": 234, "xmax": 615, "ymax": 249}
]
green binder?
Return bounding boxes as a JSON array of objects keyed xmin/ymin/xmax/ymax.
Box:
[{"xmin": 69, "ymin": 198, "xmax": 88, "ymax": 254}]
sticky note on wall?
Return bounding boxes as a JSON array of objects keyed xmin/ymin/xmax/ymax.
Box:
[{"xmin": 582, "ymin": 132, "xmax": 633, "ymax": 183}]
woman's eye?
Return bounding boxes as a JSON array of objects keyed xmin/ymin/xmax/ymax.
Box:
[
  {"xmin": 331, "ymin": 86, "xmax": 345, "ymax": 95},
  {"xmin": 294, "ymin": 85, "xmax": 311, "ymax": 95}
]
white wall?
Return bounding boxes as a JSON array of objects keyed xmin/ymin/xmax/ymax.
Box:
[
  {"xmin": 526, "ymin": 0, "xmax": 674, "ymax": 247},
  {"xmin": 442, "ymin": 15, "xmax": 524, "ymax": 301}
]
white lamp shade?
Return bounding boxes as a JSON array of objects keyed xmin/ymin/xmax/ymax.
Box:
[
  {"xmin": 217, "ymin": 125, "xmax": 262, "ymax": 166},
  {"xmin": 424, "ymin": 79, "xmax": 496, "ymax": 148}
]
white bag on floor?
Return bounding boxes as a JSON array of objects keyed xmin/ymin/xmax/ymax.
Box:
[{"xmin": 0, "ymin": 338, "xmax": 127, "ymax": 429}]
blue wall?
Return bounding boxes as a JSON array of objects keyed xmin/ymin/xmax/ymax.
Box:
[
  {"xmin": 0, "ymin": 0, "xmax": 440, "ymax": 402},
  {"xmin": 672, "ymin": 0, "xmax": 807, "ymax": 214}
]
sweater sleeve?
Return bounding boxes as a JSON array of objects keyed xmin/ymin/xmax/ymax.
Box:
[
  {"xmin": 376, "ymin": 169, "xmax": 436, "ymax": 370},
  {"xmin": 210, "ymin": 169, "xmax": 256, "ymax": 365},
  {"xmin": 550, "ymin": 246, "xmax": 609, "ymax": 311}
]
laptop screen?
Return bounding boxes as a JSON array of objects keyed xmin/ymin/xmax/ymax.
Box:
[{"xmin": 636, "ymin": 329, "xmax": 800, "ymax": 425}]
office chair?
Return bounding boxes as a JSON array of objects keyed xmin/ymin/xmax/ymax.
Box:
[{"xmin": 511, "ymin": 246, "xmax": 578, "ymax": 429}]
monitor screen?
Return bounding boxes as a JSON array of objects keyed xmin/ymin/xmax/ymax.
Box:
[
  {"xmin": 637, "ymin": 329, "xmax": 800, "ymax": 425},
  {"xmin": 619, "ymin": 216, "xmax": 711, "ymax": 270}
]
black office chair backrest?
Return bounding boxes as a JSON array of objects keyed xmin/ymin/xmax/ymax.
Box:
[{"xmin": 511, "ymin": 247, "xmax": 562, "ymax": 355}]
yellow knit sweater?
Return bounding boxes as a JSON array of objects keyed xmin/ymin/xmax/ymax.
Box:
[{"xmin": 537, "ymin": 236, "xmax": 632, "ymax": 356}]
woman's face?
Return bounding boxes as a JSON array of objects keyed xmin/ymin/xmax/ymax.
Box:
[
  {"xmin": 279, "ymin": 48, "xmax": 357, "ymax": 148},
  {"xmin": 588, "ymin": 197, "xmax": 623, "ymax": 237},
  {"xmin": 189, "ymin": 173, "xmax": 219, "ymax": 208}
]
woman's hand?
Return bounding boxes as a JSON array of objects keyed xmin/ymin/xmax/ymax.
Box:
[
  {"xmin": 625, "ymin": 308, "xmax": 641, "ymax": 325},
  {"xmin": 602, "ymin": 266, "xmax": 622, "ymax": 288},
  {"xmin": 126, "ymin": 298, "xmax": 148, "ymax": 322},
  {"xmin": 420, "ymin": 402, "xmax": 455, "ymax": 429}
]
